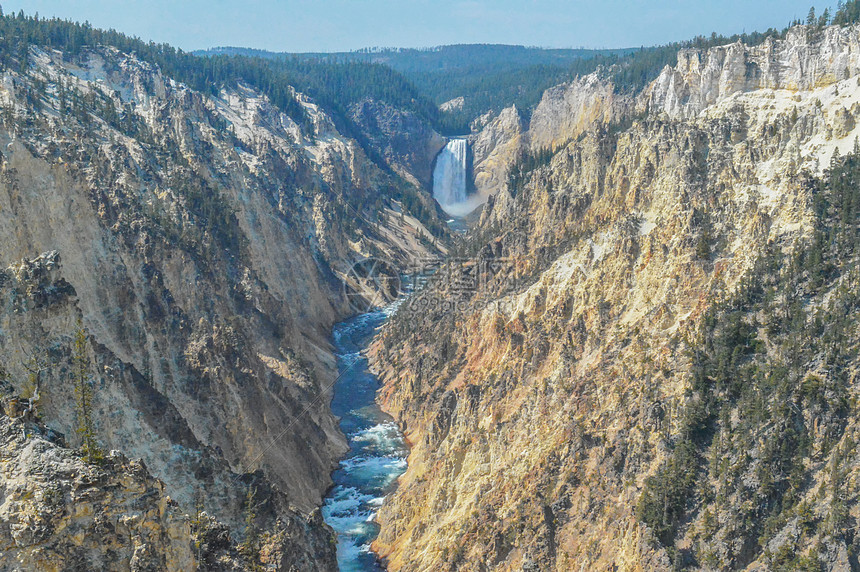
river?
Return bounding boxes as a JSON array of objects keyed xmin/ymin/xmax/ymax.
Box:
[{"xmin": 322, "ymin": 304, "xmax": 408, "ymax": 571}]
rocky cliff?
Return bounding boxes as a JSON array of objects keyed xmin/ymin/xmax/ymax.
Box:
[
  {"xmin": 0, "ymin": 44, "xmax": 444, "ymax": 569},
  {"xmin": 0, "ymin": 412, "xmax": 338, "ymax": 571},
  {"xmin": 371, "ymin": 24, "xmax": 860, "ymax": 571},
  {"xmin": 470, "ymin": 106, "xmax": 525, "ymax": 201},
  {"xmin": 469, "ymin": 72, "xmax": 632, "ymax": 205},
  {"xmin": 644, "ymin": 25, "xmax": 860, "ymax": 119},
  {"xmin": 350, "ymin": 98, "xmax": 447, "ymax": 189},
  {"xmin": 470, "ymin": 24, "xmax": 860, "ymax": 205}
]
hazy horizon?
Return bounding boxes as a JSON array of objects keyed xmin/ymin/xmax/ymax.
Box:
[{"xmin": 0, "ymin": 1, "xmax": 840, "ymax": 54}]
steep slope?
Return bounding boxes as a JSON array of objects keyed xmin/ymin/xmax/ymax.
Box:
[
  {"xmin": 349, "ymin": 98, "xmax": 446, "ymax": 188},
  {"xmin": 0, "ymin": 413, "xmax": 199, "ymax": 571},
  {"xmin": 0, "ymin": 39, "xmax": 445, "ymax": 568},
  {"xmin": 0, "ymin": 412, "xmax": 338, "ymax": 571},
  {"xmin": 468, "ymin": 73, "xmax": 632, "ymax": 205},
  {"xmin": 370, "ymin": 24, "xmax": 860, "ymax": 571}
]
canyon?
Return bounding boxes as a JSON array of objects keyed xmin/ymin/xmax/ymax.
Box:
[{"xmin": 3, "ymin": 10, "xmax": 860, "ymax": 572}]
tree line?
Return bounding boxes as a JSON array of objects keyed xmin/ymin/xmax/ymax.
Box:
[{"xmin": 0, "ymin": 7, "xmax": 443, "ymax": 138}]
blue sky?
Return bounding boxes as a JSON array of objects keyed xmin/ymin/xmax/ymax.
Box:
[{"xmin": 0, "ymin": 1, "xmax": 837, "ymax": 52}]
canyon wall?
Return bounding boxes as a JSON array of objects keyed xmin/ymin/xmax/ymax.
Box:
[
  {"xmin": 372, "ymin": 24, "xmax": 860, "ymax": 571},
  {"xmin": 0, "ymin": 45, "xmax": 442, "ymax": 569}
]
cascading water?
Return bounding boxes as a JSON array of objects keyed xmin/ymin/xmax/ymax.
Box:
[
  {"xmin": 322, "ymin": 303, "xmax": 409, "ymax": 571},
  {"xmin": 432, "ymin": 139, "xmax": 471, "ymax": 215}
]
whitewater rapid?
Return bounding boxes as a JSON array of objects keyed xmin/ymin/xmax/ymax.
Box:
[{"xmin": 322, "ymin": 306, "xmax": 408, "ymax": 571}]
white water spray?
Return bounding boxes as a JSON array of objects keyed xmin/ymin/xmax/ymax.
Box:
[{"xmin": 432, "ymin": 139, "xmax": 471, "ymax": 215}]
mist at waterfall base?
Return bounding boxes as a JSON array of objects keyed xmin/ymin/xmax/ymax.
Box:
[
  {"xmin": 322, "ymin": 306, "xmax": 408, "ymax": 572},
  {"xmin": 432, "ymin": 139, "xmax": 484, "ymax": 217}
]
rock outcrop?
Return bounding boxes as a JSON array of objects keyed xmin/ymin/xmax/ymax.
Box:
[
  {"xmin": 0, "ymin": 415, "xmax": 199, "ymax": 571},
  {"xmin": 470, "ymin": 106, "xmax": 525, "ymax": 200},
  {"xmin": 645, "ymin": 25, "xmax": 860, "ymax": 119},
  {"xmin": 349, "ymin": 98, "xmax": 446, "ymax": 188},
  {"xmin": 0, "ymin": 414, "xmax": 338, "ymax": 571},
  {"xmin": 469, "ymin": 74, "xmax": 633, "ymax": 201},
  {"xmin": 528, "ymin": 73, "xmax": 631, "ymax": 150},
  {"xmin": 470, "ymin": 25, "xmax": 860, "ymax": 203}
]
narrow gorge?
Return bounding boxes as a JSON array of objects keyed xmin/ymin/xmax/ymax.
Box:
[
  {"xmin": 323, "ymin": 305, "xmax": 409, "ymax": 571},
  {"xmin": 0, "ymin": 16, "xmax": 445, "ymax": 570},
  {"xmin": 4, "ymin": 5, "xmax": 860, "ymax": 572}
]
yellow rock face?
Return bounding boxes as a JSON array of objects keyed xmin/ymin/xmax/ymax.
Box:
[{"xmin": 370, "ymin": 24, "xmax": 860, "ymax": 572}]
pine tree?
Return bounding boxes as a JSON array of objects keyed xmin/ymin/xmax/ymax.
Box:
[
  {"xmin": 239, "ymin": 486, "xmax": 262, "ymax": 570},
  {"xmin": 190, "ymin": 488, "xmax": 206, "ymax": 563},
  {"xmin": 0, "ymin": 362, "xmax": 9, "ymax": 396},
  {"xmin": 807, "ymin": 6, "xmax": 817, "ymax": 26},
  {"xmin": 20, "ymin": 347, "xmax": 48, "ymax": 412},
  {"xmin": 72, "ymin": 321, "xmax": 102, "ymax": 464}
]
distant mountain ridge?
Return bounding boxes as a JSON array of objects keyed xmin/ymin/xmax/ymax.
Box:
[
  {"xmin": 195, "ymin": 44, "xmax": 637, "ymax": 133},
  {"xmin": 194, "ymin": 44, "xmax": 635, "ymax": 74}
]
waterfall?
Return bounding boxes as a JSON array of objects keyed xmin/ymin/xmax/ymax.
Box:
[{"xmin": 432, "ymin": 139, "xmax": 469, "ymax": 214}]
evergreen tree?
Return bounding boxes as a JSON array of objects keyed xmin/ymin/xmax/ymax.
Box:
[
  {"xmin": 239, "ymin": 486, "xmax": 262, "ymax": 570},
  {"xmin": 833, "ymin": 0, "xmax": 860, "ymax": 24},
  {"xmin": 72, "ymin": 321, "xmax": 102, "ymax": 464}
]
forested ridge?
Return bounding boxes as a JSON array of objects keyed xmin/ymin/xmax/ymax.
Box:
[
  {"xmin": 4, "ymin": 2, "xmax": 860, "ymax": 138},
  {"xmin": 199, "ymin": 44, "xmax": 633, "ymax": 133},
  {"xmin": 0, "ymin": 7, "xmax": 445, "ymax": 144},
  {"xmin": 199, "ymin": 4, "xmax": 860, "ymax": 135}
]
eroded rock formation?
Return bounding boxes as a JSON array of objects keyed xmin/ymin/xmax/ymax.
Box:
[{"xmin": 371, "ymin": 24, "xmax": 860, "ymax": 571}]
